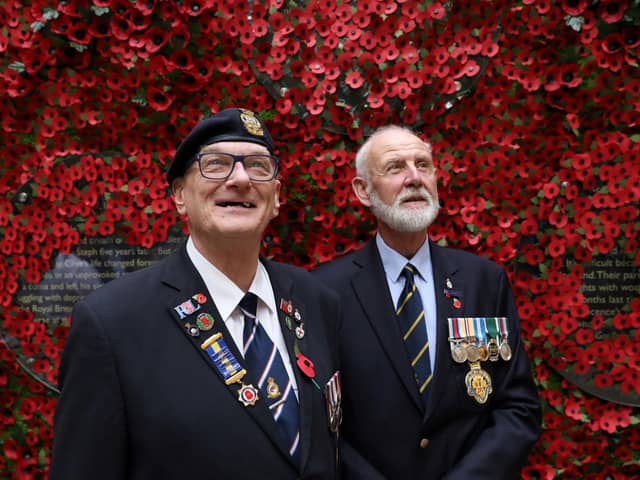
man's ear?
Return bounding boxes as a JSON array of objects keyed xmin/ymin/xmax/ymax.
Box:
[
  {"xmin": 274, "ymin": 189, "xmax": 281, "ymax": 210},
  {"xmin": 352, "ymin": 176, "xmax": 372, "ymax": 207},
  {"xmin": 271, "ymin": 180, "xmax": 281, "ymax": 219},
  {"xmin": 172, "ymin": 178, "xmax": 186, "ymax": 215}
]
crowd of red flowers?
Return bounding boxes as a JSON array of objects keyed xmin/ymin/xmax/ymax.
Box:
[{"xmin": 1, "ymin": 0, "xmax": 639, "ymax": 478}]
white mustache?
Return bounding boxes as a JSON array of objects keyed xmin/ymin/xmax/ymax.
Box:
[{"xmin": 396, "ymin": 188, "xmax": 432, "ymax": 205}]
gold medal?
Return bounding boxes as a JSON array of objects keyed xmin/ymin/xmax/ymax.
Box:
[
  {"xmin": 478, "ymin": 344, "xmax": 489, "ymax": 362},
  {"xmin": 465, "ymin": 362, "xmax": 493, "ymax": 404},
  {"xmin": 465, "ymin": 341, "xmax": 480, "ymax": 363}
]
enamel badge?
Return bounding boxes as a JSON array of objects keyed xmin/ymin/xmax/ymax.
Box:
[
  {"xmin": 173, "ymin": 292, "xmax": 207, "ymax": 319},
  {"xmin": 238, "ymin": 384, "xmax": 259, "ymax": 406},
  {"xmin": 196, "ymin": 312, "xmax": 214, "ymax": 331},
  {"xmin": 266, "ymin": 377, "xmax": 281, "ymax": 399}
]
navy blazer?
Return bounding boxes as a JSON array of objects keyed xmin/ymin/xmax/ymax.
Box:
[
  {"xmin": 51, "ymin": 243, "xmax": 341, "ymax": 480},
  {"xmin": 314, "ymin": 239, "xmax": 541, "ymax": 480}
]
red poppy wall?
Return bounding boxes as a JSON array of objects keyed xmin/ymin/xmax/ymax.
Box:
[{"xmin": 1, "ymin": 0, "xmax": 639, "ymax": 478}]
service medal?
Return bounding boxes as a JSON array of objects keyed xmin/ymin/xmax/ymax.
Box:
[
  {"xmin": 462, "ymin": 318, "xmax": 480, "ymax": 363},
  {"xmin": 488, "ymin": 338, "xmax": 500, "ymax": 362},
  {"xmin": 497, "ymin": 317, "xmax": 512, "ymax": 361},
  {"xmin": 448, "ymin": 318, "xmax": 468, "ymax": 363},
  {"xmin": 201, "ymin": 333, "xmax": 246, "ymax": 386},
  {"xmin": 325, "ymin": 371, "xmax": 342, "ymax": 433},
  {"xmin": 499, "ymin": 341, "xmax": 513, "ymax": 361},
  {"xmin": 465, "ymin": 362, "xmax": 493, "ymax": 404},
  {"xmin": 478, "ymin": 344, "xmax": 489, "ymax": 362},
  {"xmin": 465, "ymin": 342, "xmax": 480, "ymax": 363},
  {"xmin": 475, "ymin": 317, "xmax": 489, "ymax": 362},
  {"xmin": 451, "ymin": 342, "xmax": 467, "ymax": 363}
]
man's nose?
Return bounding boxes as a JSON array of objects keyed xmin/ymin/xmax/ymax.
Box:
[
  {"xmin": 226, "ymin": 161, "xmax": 251, "ymax": 183},
  {"xmin": 404, "ymin": 162, "xmax": 422, "ymax": 184}
]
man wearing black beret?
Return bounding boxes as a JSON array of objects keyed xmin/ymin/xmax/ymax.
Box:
[{"xmin": 51, "ymin": 108, "xmax": 343, "ymax": 479}]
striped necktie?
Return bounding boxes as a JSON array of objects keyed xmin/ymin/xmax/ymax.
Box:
[
  {"xmin": 396, "ymin": 263, "xmax": 432, "ymax": 404},
  {"xmin": 240, "ymin": 292, "xmax": 300, "ymax": 463}
]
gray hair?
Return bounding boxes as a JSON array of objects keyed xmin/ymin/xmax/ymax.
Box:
[{"xmin": 354, "ymin": 125, "xmax": 433, "ymax": 181}]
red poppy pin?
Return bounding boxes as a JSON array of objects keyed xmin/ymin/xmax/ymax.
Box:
[{"xmin": 297, "ymin": 352, "xmax": 321, "ymax": 390}]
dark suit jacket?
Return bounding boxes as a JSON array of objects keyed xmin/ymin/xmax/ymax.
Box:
[
  {"xmin": 313, "ymin": 239, "xmax": 541, "ymax": 480},
  {"xmin": 51, "ymin": 243, "xmax": 341, "ymax": 480}
]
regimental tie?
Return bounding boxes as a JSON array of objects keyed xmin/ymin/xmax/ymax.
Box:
[
  {"xmin": 396, "ymin": 263, "xmax": 432, "ymax": 405},
  {"xmin": 240, "ymin": 292, "xmax": 300, "ymax": 463}
]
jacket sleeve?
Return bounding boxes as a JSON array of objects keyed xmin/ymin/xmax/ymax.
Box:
[{"xmin": 49, "ymin": 299, "xmax": 128, "ymax": 479}]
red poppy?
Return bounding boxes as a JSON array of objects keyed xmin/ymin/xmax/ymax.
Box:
[
  {"xmin": 598, "ymin": 0, "xmax": 628, "ymax": 23},
  {"xmin": 296, "ymin": 352, "xmax": 315, "ymax": 378}
]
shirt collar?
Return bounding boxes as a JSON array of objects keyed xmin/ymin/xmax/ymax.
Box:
[
  {"xmin": 375, "ymin": 233, "xmax": 432, "ymax": 284},
  {"xmin": 186, "ymin": 237, "xmax": 276, "ymax": 319}
]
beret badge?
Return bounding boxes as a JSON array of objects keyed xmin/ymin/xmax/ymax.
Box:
[{"xmin": 239, "ymin": 109, "xmax": 264, "ymax": 137}]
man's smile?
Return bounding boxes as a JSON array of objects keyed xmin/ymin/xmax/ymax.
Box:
[{"xmin": 216, "ymin": 201, "xmax": 256, "ymax": 208}]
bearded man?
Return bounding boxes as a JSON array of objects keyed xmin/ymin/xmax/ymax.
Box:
[{"xmin": 313, "ymin": 126, "xmax": 541, "ymax": 480}]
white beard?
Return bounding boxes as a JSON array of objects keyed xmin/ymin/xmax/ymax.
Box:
[{"xmin": 368, "ymin": 186, "xmax": 440, "ymax": 232}]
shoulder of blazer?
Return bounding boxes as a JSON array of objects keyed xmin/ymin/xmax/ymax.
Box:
[
  {"xmin": 80, "ymin": 242, "xmax": 191, "ymax": 304},
  {"xmin": 313, "ymin": 238, "xmax": 377, "ymax": 278},
  {"xmin": 429, "ymin": 240, "xmax": 505, "ymax": 277},
  {"xmin": 264, "ymin": 258, "xmax": 341, "ymax": 307}
]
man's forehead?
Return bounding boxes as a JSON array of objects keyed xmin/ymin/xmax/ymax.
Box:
[{"xmin": 374, "ymin": 140, "xmax": 431, "ymax": 160}]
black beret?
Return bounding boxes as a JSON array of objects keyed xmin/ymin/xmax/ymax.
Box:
[{"xmin": 167, "ymin": 108, "xmax": 275, "ymax": 183}]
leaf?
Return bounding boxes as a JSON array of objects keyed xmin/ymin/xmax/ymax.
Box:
[{"xmin": 8, "ymin": 62, "xmax": 25, "ymax": 73}]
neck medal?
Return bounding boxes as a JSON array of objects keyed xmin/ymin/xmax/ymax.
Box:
[{"xmin": 465, "ymin": 361, "xmax": 493, "ymax": 404}]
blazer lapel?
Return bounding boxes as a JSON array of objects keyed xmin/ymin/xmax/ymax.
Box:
[
  {"xmin": 350, "ymin": 241, "xmax": 424, "ymax": 412},
  {"xmin": 161, "ymin": 246, "xmax": 296, "ymax": 465},
  {"xmin": 424, "ymin": 241, "xmax": 462, "ymax": 418},
  {"xmin": 264, "ymin": 260, "xmax": 316, "ymax": 471}
]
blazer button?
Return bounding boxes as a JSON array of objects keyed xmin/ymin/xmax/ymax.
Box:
[{"xmin": 419, "ymin": 438, "xmax": 429, "ymax": 449}]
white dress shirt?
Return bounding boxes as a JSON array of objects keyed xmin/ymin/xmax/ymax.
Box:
[{"xmin": 186, "ymin": 237, "xmax": 299, "ymax": 396}]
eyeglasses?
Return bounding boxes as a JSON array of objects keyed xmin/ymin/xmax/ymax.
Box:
[
  {"xmin": 194, "ymin": 152, "xmax": 279, "ymax": 182},
  {"xmin": 372, "ymin": 158, "xmax": 436, "ymax": 178}
]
